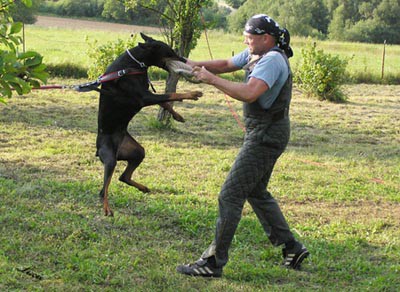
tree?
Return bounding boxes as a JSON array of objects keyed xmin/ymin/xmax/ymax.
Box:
[
  {"xmin": 0, "ymin": 0, "xmax": 48, "ymax": 103},
  {"xmin": 10, "ymin": 0, "xmax": 42, "ymax": 24},
  {"xmin": 102, "ymin": 0, "xmax": 129, "ymax": 21},
  {"xmin": 123, "ymin": 0, "xmax": 211, "ymax": 124},
  {"xmin": 228, "ymin": 0, "xmax": 329, "ymax": 39},
  {"xmin": 224, "ymin": 0, "xmax": 246, "ymax": 9},
  {"xmin": 327, "ymin": 0, "xmax": 400, "ymax": 44}
]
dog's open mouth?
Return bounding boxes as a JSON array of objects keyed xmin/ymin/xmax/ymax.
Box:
[{"xmin": 166, "ymin": 60, "xmax": 201, "ymax": 84}]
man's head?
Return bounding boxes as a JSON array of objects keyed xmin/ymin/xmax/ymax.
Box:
[
  {"xmin": 243, "ymin": 14, "xmax": 293, "ymax": 58},
  {"xmin": 244, "ymin": 14, "xmax": 281, "ymax": 38}
]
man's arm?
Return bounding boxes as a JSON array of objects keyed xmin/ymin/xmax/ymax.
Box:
[
  {"xmin": 186, "ymin": 59, "xmax": 239, "ymax": 74},
  {"xmin": 192, "ymin": 66, "xmax": 269, "ymax": 103}
]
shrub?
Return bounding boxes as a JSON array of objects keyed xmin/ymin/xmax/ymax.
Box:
[
  {"xmin": 86, "ymin": 35, "xmax": 138, "ymax": 79},
  {"xmin": 294, "ymin": 43, "xmax": 349, "ymax": 102}
]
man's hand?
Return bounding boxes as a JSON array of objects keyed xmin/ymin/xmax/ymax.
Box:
[{"xmin": 192, "ymin": 66, "xmax": 216, "ymax": 84}]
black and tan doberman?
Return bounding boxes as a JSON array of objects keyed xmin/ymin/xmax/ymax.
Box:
[{"xmin": 96, "ymin": 33, "xmax": 201, "ymax": 216}]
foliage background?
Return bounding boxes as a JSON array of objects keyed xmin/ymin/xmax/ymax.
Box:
[{"xmin": 30, "ymin": 0, "xmax": 400, "ymax": 44}]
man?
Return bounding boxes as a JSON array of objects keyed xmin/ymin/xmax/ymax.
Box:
[{"xmin": 177, "ymin": 14, "xmax": 309, "ymax": 278}]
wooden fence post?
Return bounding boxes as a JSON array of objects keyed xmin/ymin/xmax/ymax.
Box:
[{"xmin": 381, "ymin": 40, "xmax": 386, "ymax": 79}]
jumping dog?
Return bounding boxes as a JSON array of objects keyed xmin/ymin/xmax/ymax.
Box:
[{"xmin": 96, "ymin": 33, "xmax": 201, "ymax": 216}]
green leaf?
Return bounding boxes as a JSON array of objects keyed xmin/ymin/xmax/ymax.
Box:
[
  {"xmin": 9, "ymin": 78, "xmax": 31, "ymax": 95},
  {"xmin": 10, "ymin": 22, "xmax": 23, "ymax": 34},
  {"xmin": 31, "ymin": 63, "xmax": 47, "ymax": 71},
  {"xmin": 21, "ymin": 0, "xmax": 33, "ymax": 8},
  {"xmin": 24, "ymin": 56, "xmax": 43, "ymax": 67},
  {"xmin": 10, "ymin": 82, "xmax": 23, "ymax": 95},
  {"xmin": 29, "ymin": 80, "xmax": 41, "ymax": 89},
  {"xmin": 30, "ymin": 71, "xmax": 49, "ymax": 83},
  {"xmin": 0, "ymin": 80, "xmax": 12, "ymax": 99},
  {"xmin": 18, "ymin": 51, "xmax": 39, "ymax": 59}
]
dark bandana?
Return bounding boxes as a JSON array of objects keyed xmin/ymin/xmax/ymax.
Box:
[
  {"xmin": 244, "ymin": 14, "xmax": 293, "ymax": 58},
  {"xmin": 244, "ymin": 14, "xmax": 282, "ymax": 37}
]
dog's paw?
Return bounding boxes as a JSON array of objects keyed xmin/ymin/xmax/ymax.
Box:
[
  {"xmin": 190, "ymin": 91, "xmax": 203, "ymax": 100},
  {"xmin": 172, "ymin": 112, "xmax": 185, "ymax": 123},
  {"xmin": 140, "ymin": 186, "xmax": 151, "ymax": 193}
]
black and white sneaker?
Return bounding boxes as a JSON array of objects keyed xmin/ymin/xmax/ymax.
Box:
[
  {"xmin": 282, "ymin": 244, "xmax": 310, "ymax": 270},
  {"xmin": 177, "ymin": 258, "xmax": 222, "ymax": 278}
]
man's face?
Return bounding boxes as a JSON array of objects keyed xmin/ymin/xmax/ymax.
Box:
[{"xmin": 243, "ymin": 32, "xmax": 269, "ymax": 55}]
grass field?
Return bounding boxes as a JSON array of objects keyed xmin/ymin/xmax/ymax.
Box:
[
  {"xmin": 1, "ymin": 78, "xmax": 399, "ymax": 290},
  {"xmin": 1, "ymin": 18, "xmax": 400, "ymax": 290}
]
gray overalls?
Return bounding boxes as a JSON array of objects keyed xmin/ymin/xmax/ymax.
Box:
[{"xmin": 201, "ymin": 48, "xmax": 296, "ymax": 268}]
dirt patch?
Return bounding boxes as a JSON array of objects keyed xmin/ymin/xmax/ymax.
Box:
[
  {"xmin": 34, "ymin": 15, "xmax": 161, "ymax": 34},
  {"xmin": 282, "ymin": 201, "xmax": 400, "ymax": 225}
]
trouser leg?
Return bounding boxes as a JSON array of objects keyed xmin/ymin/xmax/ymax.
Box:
[
  {"xmin": 201, "ymin": 145, "xmax": 249, "ymax": 267},
  {"xmin": 246, "ymin": 142, "xmax": 294, "ymax": 246},
  {"xmin": 248, "ymin": 187, "xmax": 295, "ymax": 246},
  {"xmin": 202, "ymin": 140, "xmax": 294, "ymax": 267}
]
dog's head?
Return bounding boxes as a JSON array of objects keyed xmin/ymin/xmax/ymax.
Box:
[{"xmin": 137, "ymin": 33, "xmax": 186, "ymax": 71}]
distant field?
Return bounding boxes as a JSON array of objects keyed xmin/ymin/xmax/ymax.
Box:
[
  {"xmin": 24, "ymin": 16, "xmax": 400, "ymax": 83},
  {"xmin": 34, "ymin": 16, "xmax": 161, "ymax": 33}
]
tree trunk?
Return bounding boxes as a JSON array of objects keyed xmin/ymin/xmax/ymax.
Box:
[{"xmin": 157, "ymin": 72, "xmax": 180, "ymax": 124}]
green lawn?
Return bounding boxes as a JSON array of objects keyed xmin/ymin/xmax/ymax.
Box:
[{"xmin": 1, "ymin": 78, "xmax": 399, "ymax": 290}]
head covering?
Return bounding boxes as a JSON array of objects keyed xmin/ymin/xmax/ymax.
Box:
[
  {"xmin": 244, "ymin": 14, "xmax": 293, "ymax": 58},
  {"xmin": 244, "ymin": 14, "xmax": 281, "ymax": 36}
]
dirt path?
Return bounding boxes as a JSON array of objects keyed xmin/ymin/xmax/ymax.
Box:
[{"xmin": 34, "ymin": 15, "xmax": 161, "ymax": 33}]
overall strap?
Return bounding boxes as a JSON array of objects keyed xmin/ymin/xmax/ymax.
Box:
[
  {"xmin": 243, "ymin": 47, "xmax": 292, "ymax": 120},
  {"xmin": 270, "ymin": 47, "xmax": 292, "ymax": 110}
]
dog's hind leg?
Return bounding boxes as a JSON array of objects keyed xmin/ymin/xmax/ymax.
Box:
[
  {"xmin": 98, "ymin": 142, "xmax": 117, "ymax": 216},
  {"xmin": 160, "ymin": 102, "xmax": 185, "ymax": 122},
  {"xmin": 117, "ymin": 133, "xmax": 150, "ymax": 193}
]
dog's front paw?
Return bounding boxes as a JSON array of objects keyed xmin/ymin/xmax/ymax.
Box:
[{"xmin": 190, "ymin": 91, "xmax": 203, "ymax": 100}]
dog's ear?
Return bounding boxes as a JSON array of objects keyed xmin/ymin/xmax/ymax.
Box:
[{"xmin": 140, "ymin": 33, "xmax": 154, "ymax": 43}]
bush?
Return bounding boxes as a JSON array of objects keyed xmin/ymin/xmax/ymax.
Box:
[
  {"xmin": 86, "ymin": 35, "xmax": 138, "ymax": 79},
  {"xmin": 294, "ymin": 43, "xmax": 349, "ymax": 102}
]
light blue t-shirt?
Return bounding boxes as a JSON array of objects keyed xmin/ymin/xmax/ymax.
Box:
[{"xmin": 231, "ymin": 47, "xmax": 289, "ymax": 110}]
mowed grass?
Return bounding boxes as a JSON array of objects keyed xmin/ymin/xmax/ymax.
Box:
[{"xmin": 1, "ymin": 77, "xmax": 399, "ymax": 290}]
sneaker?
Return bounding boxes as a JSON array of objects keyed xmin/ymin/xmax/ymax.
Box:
[
  {"xmin": 176, "ymin": 258, "xmax": 222, "ymax": 278},
  {"xmin": 282, "ymin": 244, "xmax": 309, "ymax": 270}
]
